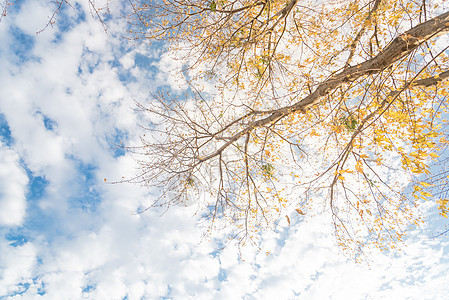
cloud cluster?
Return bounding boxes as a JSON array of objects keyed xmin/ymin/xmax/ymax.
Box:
[{"xmin": 0, "ymin": 0, "xmax": 449, "ymax": 299}]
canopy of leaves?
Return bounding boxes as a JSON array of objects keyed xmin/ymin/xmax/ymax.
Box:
[{"xmin": 127, "ymin": 0, "xmax": 449, "ymax": 256}]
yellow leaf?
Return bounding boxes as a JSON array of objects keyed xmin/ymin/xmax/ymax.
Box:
[
  {"xmin": 295, "ymin": 208, "xmax": 305, "ymax": 215},
  {"xmin": 421, "ymin": 191, "xmax": 432, "ymax": 198}
]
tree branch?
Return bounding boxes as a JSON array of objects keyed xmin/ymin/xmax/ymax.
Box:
[{"xmin": 198, "ymin": 11, "xmax": 449, "ymax": 164}]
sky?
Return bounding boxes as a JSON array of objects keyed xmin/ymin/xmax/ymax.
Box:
[{"xmin": 1, "ymin": 0, "xmax": 449, "ymax": 299}]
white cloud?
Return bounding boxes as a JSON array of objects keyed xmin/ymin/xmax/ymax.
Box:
[
  {"xmin": 154, "ymin": 51, "xmax": 188, "ymax": 91},
  {"xmin": 12, "ymin": 0, "xmax": 53, "ymax": 35},
  {"xmin": 0, "ymin": 144, "xmax": 28, "ymax": 226},
  {"xmin": 1, "ymin": 1, "xmax": 449, "ymax": 299},
  {"xmin": 0, "ymin": 239, "xmax": 37, "ymax": 296},
  {"xmin": 120, "ymin": 51, "xmax": 135, "ymax": 70}
]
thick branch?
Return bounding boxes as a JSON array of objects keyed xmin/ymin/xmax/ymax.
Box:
[
  {"xmin": 199, "ymin": 11, "xmax": 449, "ymax": 163},
  {"xmin": 412, "ymin": 69, "xmax": 449, "ymax": 86},
  {"xmin": 286, "ymin": 11, "xmax": 449, "ymax": 112}
]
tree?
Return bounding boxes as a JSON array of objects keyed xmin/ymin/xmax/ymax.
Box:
[
  {"xmin": 4, "ymin": 0, "xmax": 448, "ymax": 255},
  {"xmin": 127, "ymin": 0, "xmax": 449, "ymax": 255}
]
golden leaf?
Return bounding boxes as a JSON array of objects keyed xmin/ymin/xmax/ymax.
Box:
[{"xmin": 295, "ymin": 208, "xmax": 305, "ymax": 215}]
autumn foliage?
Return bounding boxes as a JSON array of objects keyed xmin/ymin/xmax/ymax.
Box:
[{"xmin": 126, "ymin": 0, "xmax": 449, "ymax": 256}]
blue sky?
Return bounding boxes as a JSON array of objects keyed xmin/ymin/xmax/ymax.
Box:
[{"xmin": 1, "ymin": 0, "xmax": 449, "ymax": 299}]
